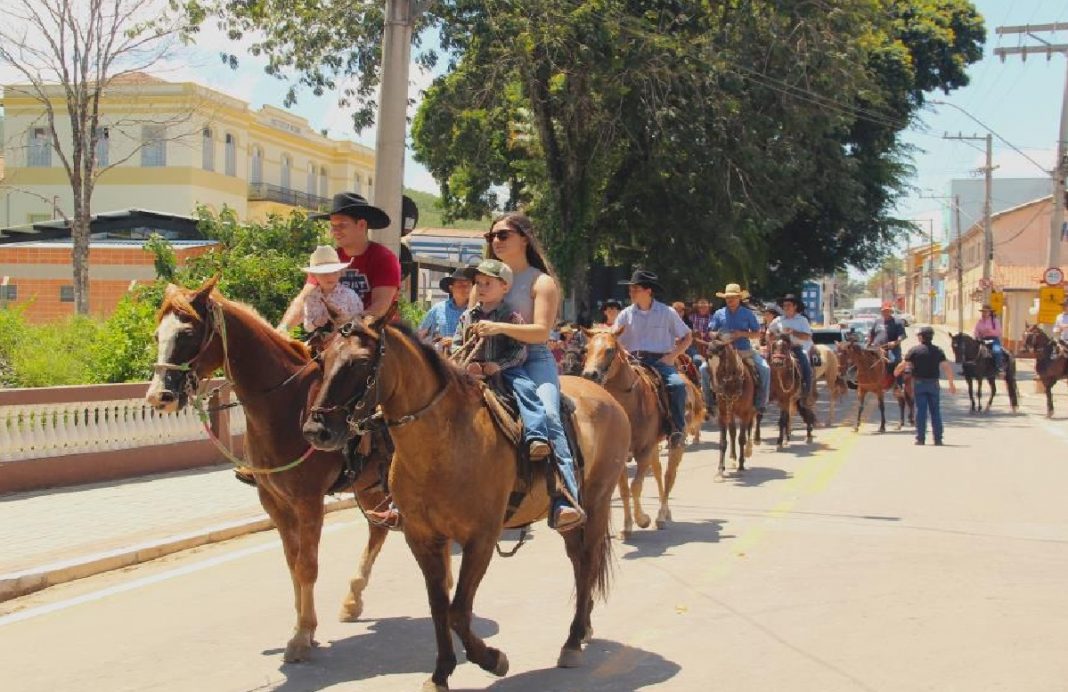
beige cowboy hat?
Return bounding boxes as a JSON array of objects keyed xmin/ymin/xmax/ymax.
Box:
[
  {"xmin": 302, "ymin": 245, "xmax": 351, "ymax": 274},
  {"xmin": 715, "ymin": 282, "xmax": 750, "ymax": 299}
]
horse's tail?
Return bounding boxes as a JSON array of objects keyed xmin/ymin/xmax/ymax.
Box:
[
  {"xmin": 1006, "ymin": 356, "xmax": 1020, "ymax": 409},
  {"xmin": 587, "ymin": 521, "xmax": 615, "ymax": 602}
]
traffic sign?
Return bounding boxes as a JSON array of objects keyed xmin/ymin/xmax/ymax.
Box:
[
  {"xmin": 1044, "ymin": 266, "xmax": 1064, "ymax": 285},
  {"xmin": 1038, "ymin": 285, "xmax": 1066, "ymax": 325},
  {"xmin": 989, "ymin": 290, "xmax": 1004, "ymax": 314}
]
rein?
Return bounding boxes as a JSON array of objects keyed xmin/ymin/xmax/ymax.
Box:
[{"xmin": 712, "ymin": 345, "xmax": 745, "ymax": 409}]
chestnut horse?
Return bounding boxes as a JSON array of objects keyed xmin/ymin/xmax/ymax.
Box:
[
  {"xmin": 1022, "ymin": 324, "xmax": 1067, "ymax": 417},
  {"xmin": 950, "ymin": 332, "xmax": 1020, "ymax": 414},
  {"xmin": 579, "ymin": 328, "xmax": 703, "ymax": 536},
  {"xmin": 836, "ymin": 339, "xmax": 914, "ymax": 432},
  {"xmin": 704, "ymin": 334, "xmax": 758, "ymax": 477},
  {"xmin": 810, "ymin": 344, "xmax": 848, "ymax": 427},
  {"xmin": 302, "ymin": 317, "xmax": 630, "ymax": 691},
  {"xmin": 145, "ymin": 279, "xmax": 392, "ymax": 662},
  {"xmin": 767, "ymin": 335, "xmax": 817, "ymax": 447}
]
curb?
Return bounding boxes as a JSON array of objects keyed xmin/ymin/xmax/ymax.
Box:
[{"xmin": 0, "ymin": 496, "xmax": 357, "ymax": 603}]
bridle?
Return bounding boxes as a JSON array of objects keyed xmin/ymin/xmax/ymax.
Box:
[
  {"xmin": 310, "ymin": 321, "xmax": 449, "ymax": 435},
  {"xmin": 710, "ymin": 340, "xmax": 744, "ymax": 409},
  {"xmin": 153, "ymin": 301, "xmax": 229, "ymax": 404},
  {"xmin": 769, "ymin": 338, "xmax": 798, "ymax": 393}
]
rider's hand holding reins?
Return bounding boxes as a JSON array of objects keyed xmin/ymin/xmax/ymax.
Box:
[{"xmin": 471, "ymin": 321, "xmax": 507, "ymax": 337}]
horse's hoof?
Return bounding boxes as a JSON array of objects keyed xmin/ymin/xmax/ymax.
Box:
[
  {"xmin": 339, "ymin": 599, "xmax": 363, "ymax": 622},
  {"xmin": 557, "ymin": 647, "xmax": 584, "ymax": 668},
  {"xmin": 655, "ymin": 518, "xmax": 667, "ymax": 530},
  {"xmin": 422, "ymin": 679, "xmax": 448, "ymax": 692},
  {"xmin": 582, "ymin": 627, "xmax": 594, "ymax": 645},
  {"xmin": 636, "ymin": 515, "xmax": 651, "ymax": 529},
  {"xmin": 618, "ymin": 529, "xmax": 632, "ymax": 541},
  {"xmin": 714, "ymin": 472, "xmax": 725, "ymax": 483},
  {"xmin": 283, "ymin": 639, "xmax": 311, "ymax": 663},
  {"xmin": 489, "ymin": 650, "xmax": 509, "ymax": 677}
]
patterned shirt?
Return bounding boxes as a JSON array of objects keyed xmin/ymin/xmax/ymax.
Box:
[
  {"xmin": 302, "ymin": 283, "xmax": 364, "ymax": 332},
  {"xmin": 691, "ymin": 312, "xmax": 713, "ymax": 338},
  {"xmin": 454, "ymin": 301, "xmax": 528, "ymax": 371}
]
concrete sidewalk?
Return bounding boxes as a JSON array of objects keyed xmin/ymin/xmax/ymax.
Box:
[{"xmin": 0, "ymin": 464, "xmax": 355, "ymax": 601}]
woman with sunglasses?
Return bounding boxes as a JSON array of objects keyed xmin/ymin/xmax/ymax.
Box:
[{"xmin": 467, "ymin": 213, "xmax": 585, "ymax": 532}]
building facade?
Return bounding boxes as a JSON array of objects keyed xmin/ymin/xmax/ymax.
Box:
[{"xmin": 0, "ymin": 73, "xmax": 376, "ymax": 226}]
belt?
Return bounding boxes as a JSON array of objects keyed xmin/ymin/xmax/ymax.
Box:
[{"xmin": 633, "ymin": 351, "xmax": 667, "ymax": 361}]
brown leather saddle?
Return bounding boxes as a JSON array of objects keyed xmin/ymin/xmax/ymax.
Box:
[{"xmin": 630, "ymin": 359, "xmax": 675, "ymax": 436}]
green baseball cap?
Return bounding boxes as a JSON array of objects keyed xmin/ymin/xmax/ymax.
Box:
[{"xmin": 464, "ymin": 258, "xmax": 514, "ymax": 285}]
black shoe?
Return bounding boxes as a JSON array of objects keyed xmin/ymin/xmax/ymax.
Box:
[
  {"xmin": 914, "ymin": 439, "xmax": 925, "ymax": 446},
  {"xmin": 668, "ymin": 431, "xmax": 685, "ymax": 448},
  {"xmin": 933, "ymin": 440, "xmax": 943, "ymax": 446}
]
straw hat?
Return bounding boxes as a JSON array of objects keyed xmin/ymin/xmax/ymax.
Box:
[
  {"xmin": 302, "ymin": 245, "xmax": 351, "ymax": 274},
  {"xmin": 715, "ymin": 283, "xmax": 750, "ymax": 299}
]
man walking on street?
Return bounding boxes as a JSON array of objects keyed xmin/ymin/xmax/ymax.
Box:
[
  {"xmin": 614, "ymin": 270, "xmax": 693, "ymax": 447},
  {"xmin": 896, "ymin": 326, "xmax": 956, "ymax": 446}
]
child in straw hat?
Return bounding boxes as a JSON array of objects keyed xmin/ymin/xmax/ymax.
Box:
[{"xmin": 301, "ymin": 245, "xmax": 364, "ymax": 332}]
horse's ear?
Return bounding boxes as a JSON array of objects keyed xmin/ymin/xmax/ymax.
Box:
[
  {"xmin": 163, "ymin": 283, "xmax": 181, "ymax": 301},
  {"xmin": 613, "ymin": 324, "xmax": 626, "ymax": 337},
  {"xmin": 190, "ymin": 275, "xmax": 219, "ymax": 306}
]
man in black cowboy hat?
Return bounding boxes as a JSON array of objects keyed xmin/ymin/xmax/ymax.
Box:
[
  {"xmin": 418, "ymin": 268, "xmax": 472, "ymax": 346},
  {"xmin": 766, "ymin": 293, "xmax": 814, "ymax": 396},
  {"xmin": 613, "ymin": 270, "xmax": 693, "ymax": 447},
  {"xmin": 278, "ymin": 192, "xmax": 400, "ymax": 331}
]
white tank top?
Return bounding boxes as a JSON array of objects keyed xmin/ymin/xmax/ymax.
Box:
[{"xmin": 507, "ymin": 266, "xmax": 542, "ymax": 323}]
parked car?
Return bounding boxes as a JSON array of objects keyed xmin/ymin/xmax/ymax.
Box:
[
  {"xmin": 811, "ymin": 326, "xmax": 847, "ymax": 346},
  {"xmin": 833, "ymin": 309, "xmax": 853, "ymax": 322},
  {"xmin": 845, "ymin": 317, "xmax": 877, "ymax": 339}
]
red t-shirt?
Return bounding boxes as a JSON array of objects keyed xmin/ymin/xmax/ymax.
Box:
[{"xmin": 307, "ymin": 241, "xmax": 401, "ymax": 307}]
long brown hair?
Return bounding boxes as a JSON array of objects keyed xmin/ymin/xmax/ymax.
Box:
[{"xmin": 485, "ymin": 212, "xmax": 557, "ymax": 280}]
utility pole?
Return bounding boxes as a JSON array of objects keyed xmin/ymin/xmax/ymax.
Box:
[
  {"xmin": 371, "ymin": 0, "xmax": 422, "ymax": 254},
  {"xmin": 995, "ymin": 23, "xmax": 1068, "ymax": 270},
  {"xmin": 943, "ymin": 132, "xmax": 994, "ymax": 304},
  {"xmin": 955, "ymin": 196, "xmax": 964, "ymax": 333}
]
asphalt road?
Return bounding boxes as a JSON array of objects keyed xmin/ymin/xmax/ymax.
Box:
[{"xmin": 3, "ymin": 344, "xmax": 1068, "ymax": 691}]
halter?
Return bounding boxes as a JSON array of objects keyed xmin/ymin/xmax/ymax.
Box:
[
  {"xmin": 711, "ymin": 341, "xmax": 745, "ymax": 410},
  {"xmin": 311, "ymin": 321, "xmax": 450, "ymax": 435},
  {"xmin": 769, "ymin": 340, "xmax": 799, "ymax": 393},
  {"xmin": 156, "ymin": 299, "xmax": 317, "ymax": 476}
]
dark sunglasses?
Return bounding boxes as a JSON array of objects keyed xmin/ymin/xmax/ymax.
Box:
[{"xmin": 483, "ymin": 228, "xmax": 519, "ymax": 242}]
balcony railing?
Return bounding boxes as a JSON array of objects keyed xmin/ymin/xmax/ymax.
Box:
[{"xmin": 247, "ymin": 182, "xmax": 329, "ymax": 211}]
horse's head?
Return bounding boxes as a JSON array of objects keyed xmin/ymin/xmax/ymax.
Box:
[
  {"xmin": 580, "ymin": 326, "xmax": 623, "ymax": 385},
  {"xmin": 1022, "ymin": 323, "xmax": 1047, "ymax": 353},
  {"xmin": 303, "ymin": 315, "xmax": 385, "ymax": 451},
  {"xmin": 768, "ymin": 334, "xmax": 793, "ymax": 367},
  {"xmin": 950, "ymin": 332, "xmax": 966, "ymax": 363},
  {"xmin": 145, "ymin": 277, "xmax": 224, "ymax": 412}
]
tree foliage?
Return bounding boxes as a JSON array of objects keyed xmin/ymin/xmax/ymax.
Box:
[{"xmin": 193, "ymin": 0, "xmax": 984, "ymax": 306}]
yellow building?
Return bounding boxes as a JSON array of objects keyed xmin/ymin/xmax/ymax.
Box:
[{"xmin": 0, "ymin": 73, "xmax": 375, "ymax": 226}]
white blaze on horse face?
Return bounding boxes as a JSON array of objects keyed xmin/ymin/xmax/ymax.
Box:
[{"xmin": 145, "ymin": 313, "xmax": 185, "ymax": 410}]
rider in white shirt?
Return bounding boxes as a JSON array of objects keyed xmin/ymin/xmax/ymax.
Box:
[
  {"xmin": 766, "ymin": 293, "xmax": 814, "ymax": 396},
  {"xmin": 1053, "ymin": 299, "xmax": 1068, "ymax": 341}
]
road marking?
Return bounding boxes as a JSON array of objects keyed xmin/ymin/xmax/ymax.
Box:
[
  {"xmin": 0, "ymin": 522, "xmax": 351, "ymax": 627},
  {"xmin": 706, "ymin": 426, "xmax": 860, "ymax": 581}
]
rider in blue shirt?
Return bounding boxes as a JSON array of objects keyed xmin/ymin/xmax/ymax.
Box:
[
  {"xmin": 418, "ymin": 268, "xmax": 471, "ymax": 347},
  {"xmin": 703, "ymin": 283, "xmax": 770, "ymax": 412}
]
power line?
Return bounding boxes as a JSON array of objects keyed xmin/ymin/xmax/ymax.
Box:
[{"xmin": 928, "ymin": 100, "xmax": 1050, "ymax": 175}]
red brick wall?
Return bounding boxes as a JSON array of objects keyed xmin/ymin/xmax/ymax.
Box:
[{"xmin": 0, "ymin": 243, "xmax": 216, "ymax": 323}]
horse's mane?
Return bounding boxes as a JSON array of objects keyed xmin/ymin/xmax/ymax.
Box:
[
  {"xmin": 380, "ymin": 320, "xmax": 481, "ymax": 398},
  {"xmin": 158, "ymin": 288, "xmax": 310, "ymax": 361}
]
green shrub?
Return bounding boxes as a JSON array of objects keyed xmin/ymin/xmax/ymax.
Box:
[
  {"xmin": 86, "ymin": 289, "xmax": 160, "ymax": 384},
  {"xmin": 2, "ymin": 313, "xmax": 100, "ymax": 388}
]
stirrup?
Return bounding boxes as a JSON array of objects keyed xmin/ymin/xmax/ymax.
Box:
[
  {"xmin": 365, "ymin": 505, "xmax": 403, "ymax": 531},
  {"xmin": 553, "ymin": 504, "xmax": 586, "ymax": 533}
]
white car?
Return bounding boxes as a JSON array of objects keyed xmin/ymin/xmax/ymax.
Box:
[{"xmin": 845, "ymin": 317, "xmax": 877, "ymax": 339}]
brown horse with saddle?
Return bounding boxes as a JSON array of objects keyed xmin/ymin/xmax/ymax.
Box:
[
  {"xmin": 302, "ymin": 316, "xmax": 631, "ymax": 691},
  {"xmin": 836, "ymin": 336, "xmax": 914, "ymax": 432},
  {"xmin": 145, "ymin": 278, "xmax": 394, "ymax": 663},
  {"xmin": 580, "ymin": 328, "xmax": 704, "ymax": 536},
  {"xmin": 1023, "ymin": 324, "xmax": 1068, "ymax": 417},
  {"xmin": 766, "ymin": 334, "xmax": 817, "ymax": 447},
  {"xmin": 703, "ymin": 332, "xmax": 760, "ymax": 475}
]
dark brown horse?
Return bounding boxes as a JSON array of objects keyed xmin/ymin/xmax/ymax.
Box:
[
  {"xmin": 145, "ymin": 278, "xmax": 393, "ymax": 662},
  {"xmin": 580, "ymin": 328, "xmax": 701, "ymax": 535},
  {"xmin": 302, "ymin": 317, "xmax": 630, "ymax": 691},
  {"xmin": 1023, "ymin": 324, "xmax": 1068, "ymax": 417},
  {"xmin": 704, "ymin": 334, "xmax": 758, "ymax": 477},
  {"xmin": 950, "ymin": 332, "xmax": 1020, "ymax": 414},
  {"xmin": 836, "ymin": 338, "xmax": 914, "ymax": 432},
  {"xmin": 767, "ymin": 335, "xmax": 816, "ymax": 447}
]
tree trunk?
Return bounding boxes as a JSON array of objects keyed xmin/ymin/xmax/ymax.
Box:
[{"xmin": 71, "ymin": 192, "xmax": 91, "ymax": 315}]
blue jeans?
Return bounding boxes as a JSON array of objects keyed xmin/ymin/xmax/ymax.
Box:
[
  {"xmin": 793, "ymin": 346, "xmax": 812, "ymax": 396},
  {"xmin": 986, "ymin": 337, "xmax": 1005, "ymax": 370},
  {"xmin": 887, "ymin": 347, "xmax": 903, "ymax": 385},
  {"xmin": 502, "ymin": 344, "xmax": 580, "ymax": 513},
  {"xmin": 638, "ymin": 354, "xmax": 688, "ymax": 433},
  {"xmin": 914, "ymin": 379, "xmax": 943, "ymax": 443}
]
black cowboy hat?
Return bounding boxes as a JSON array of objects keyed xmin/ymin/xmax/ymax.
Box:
[
  {"xmin": 438, "ymin": 267, "xmax": 472, "ymax": 293},
  {"xmin": 309, "ymin": 192, "xmax": 391, "ymax": 229},
  {"xmin": 777, "ymin": 293, "xmax": 805, "ymax": 310},
  {"xmin": 618, "ymin": 269, "xmax": 663, "ymax": 292}
]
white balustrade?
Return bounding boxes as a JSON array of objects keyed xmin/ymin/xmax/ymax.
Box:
[{"xmin": 0, "ymin": 395, "xmax": 244, "ymax": 462}]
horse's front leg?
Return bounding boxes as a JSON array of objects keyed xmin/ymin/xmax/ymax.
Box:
[
  {"xmin": 729, "ymin": 420, "xmax": 738, "ymax": 466},
  {"xmin": 617, "ymin": 466, "xmax": 634, "ymax": 539},
  {"xmin": 340, "ymin": 519, "xmax": 389, "ymax": 622},
  {"xmin": 1046, "ymin": 378, "xmax": 1056, "ymax": 418},
  {"xmin": 854, "ymin": 390, "xmax": 866, "ymax": 432},
  {"xmin": 986, "ymin": 376, "xmax": 996, "ymax": 412},
  {"xmin": 630, "ymin": 447, "xmax": 655, "ymax": 528},
  {"xmin": 877, "ymin": 392, "xmax": 886, "ymax": 433},
  {"xmin": 410, "ymin": 535, "xmax": 456, "ymax": 692},
  {"xmin": 449, "ymin": 536, "xmax": 509, "ymax": 679},
  {"xmin": 716, "ymin": 418, "xmax": 728, "ymax": 481},
  {"xmin": 286, "ymin": 499, "xmax": 326, "ymax": 663},
  {"xmin": 967, "ymin": 376, "xmax": 977, "ymax": 413}
]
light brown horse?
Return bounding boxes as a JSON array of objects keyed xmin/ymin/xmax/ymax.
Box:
[
  {"xmin": 579, "ymin": 328, "xmax": 701, "ymax": 536},
  {"xmin": 302, "ymin": 317, "xmax": 630, "ymax": 691},
  {"xmin": 767, "ymin": 335, "xmax": 817, "ymax": 447},
  {"xmin": 836, "ymin": 338, "xmax": 914, "ymax": 432},
  {"xmin": 810, "ymin": 344, "xmax": 848, "ymax": 427},
  {"xmin": 145, "ymin": 278, "xmax": 392, "ymax": 663},
  {"xmin": 704, "ymin": 334, "xmax": 758, "ymax": 477}
]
